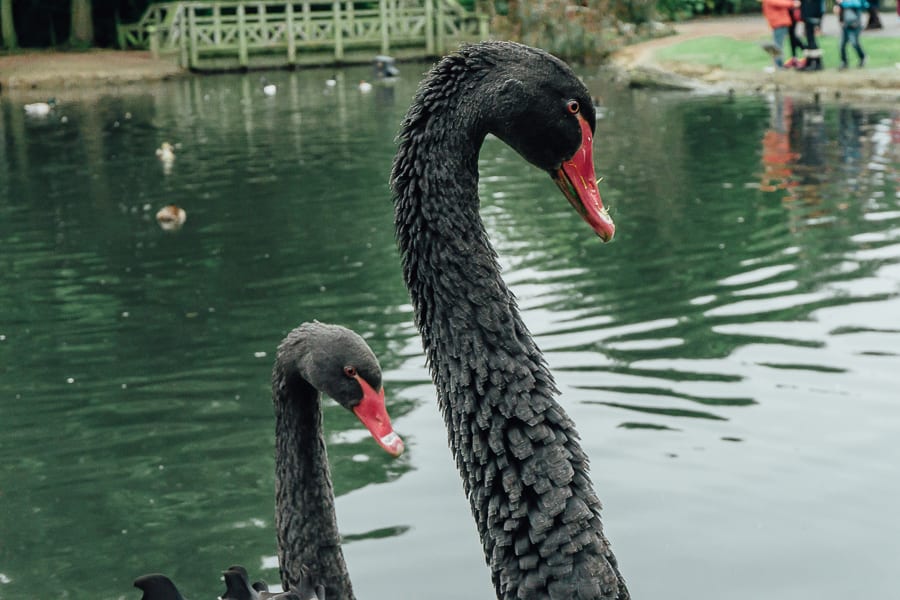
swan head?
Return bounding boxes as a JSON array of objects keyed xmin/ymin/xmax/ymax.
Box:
[
  {"xmin": 473, "ymin": 42, "xmax": 615, "ymax": 242},
  {"xmin": 133, "ymin": 574, "xmax": 186, "ymax": 600},
  {"xmin": 282, "ymin": 322, "xmax": 405, "ymax": 457}
]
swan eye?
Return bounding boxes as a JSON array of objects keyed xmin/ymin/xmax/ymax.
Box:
[
  {"xmin": 566, "ymin": 100, "xmax": 580, "ymax": 115},
  {"xmin": 343, "ymin": 366, "xmax": 358, "ymax": 378}
]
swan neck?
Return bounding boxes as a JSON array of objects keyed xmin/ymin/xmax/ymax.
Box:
[{"xmin": 273, "ymin": 369, "xmax": 354, "ymax": 600}]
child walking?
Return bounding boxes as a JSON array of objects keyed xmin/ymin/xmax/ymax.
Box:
[
  {"xmin": 835, "ymin": 0, "xmax": 869, "ymax": 68},
  {"xmin": 762, "ymin": 0, "xmax": 803, "ymax": 68}
]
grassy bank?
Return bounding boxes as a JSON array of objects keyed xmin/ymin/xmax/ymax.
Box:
[{"xmin": 655, "ymin": 34, "xmax": 900, "ymax": 71}]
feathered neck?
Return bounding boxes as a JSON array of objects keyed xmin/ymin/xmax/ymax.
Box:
[
  {"xmin": 390, "ymin": 47, "xmax": 629, "ymax": 600},
  {"xmin": 272, "ymin": 356, "xmax": 354, "ymax": 600}
]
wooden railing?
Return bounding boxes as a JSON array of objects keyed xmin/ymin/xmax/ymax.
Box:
[{"xmin": 117, "ymin": 0, "xmax": 489, "ymax": 69}]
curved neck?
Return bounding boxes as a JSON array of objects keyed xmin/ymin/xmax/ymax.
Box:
[
  {"xmin": 273, "ymin": 368, "xmax": 354, "ymax": 600},
  {"xmin": 392, "ymin": 65, "xmax": 629, "ymax": 599}
]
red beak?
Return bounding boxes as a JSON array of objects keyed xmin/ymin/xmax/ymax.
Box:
[
  {"xmin": 351, "ymin": 376, "xmax": 404, "ymax": 457},
  {"xmin": 552, "ymin": 114, "xmax": 615, "ymax": 242}
]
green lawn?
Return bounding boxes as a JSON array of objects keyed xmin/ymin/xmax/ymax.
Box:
[{"xmin": 654, "ymin": 34, "xmax": 900, "ymax": 70}]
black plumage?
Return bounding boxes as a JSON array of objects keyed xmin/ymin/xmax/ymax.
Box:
[
  {"xmin": 221, "ymin": 565, "xmax": 323, "ymax": 600},
  {"xmin": 273, "ymin": 322, "xmax": 402, "ymax": 600},
  {"xmin": 391, "ymin": 41, "xmax": 628, "ymax": 600},
  {"xmin": 221, "ymin": 565, "xmax": 270, "ymax": 600},
  {"xmin": 134, "ymin": 574, "xmax": 186, "ymax": 600}
]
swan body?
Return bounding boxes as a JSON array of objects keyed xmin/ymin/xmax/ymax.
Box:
[
  {"xmin": 391, "ymin": 41, "xmax": 625, "ymax": 600},
  {"xmin": 134, "ymin": 574, "xmax": 186, "ymax": 600},
  {"xmin": 155, "ymin": 205, "xmax": 187, "ymax": 231},
  {"xmin": 264, "ymin": 83, "xmax": 277, "ymax": 96},
  {"xmin": 221, "ymin": 565, "xmax": 324, "ymax": 600},
  {"xmin": 220, "ymin": 565, "xmax": 265, "ymax": 600},
  {"xmin": 325, "ymin": 74, "xmax": 338, "ymax": 87},
  {"xmin": 357, "ymin": 81, "xmax": 372, "ymax": 93}
]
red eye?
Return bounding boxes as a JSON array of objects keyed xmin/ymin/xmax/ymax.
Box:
[
  {"xmin": 343, "ymin": 366, "xmax": 358, "ymax": 378},
  {"xmin": 566, "ymin": 100, "xmax": 580, "ymax": 114}
]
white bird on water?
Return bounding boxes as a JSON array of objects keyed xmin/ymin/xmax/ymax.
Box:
[
  {"xmin": 156, "ymin": 142, "xmax": 176, "ymax": 163},
  {"xmin": 24, "ymin": 99, "xmax": 56, "ymax": 117},
  {"xmin": 358, "ymin": 80, "xmax": 372, "ymax": 93},
  {"xmin": 155, "ymin": 205, "xmax": 187, "ymax": 231}
]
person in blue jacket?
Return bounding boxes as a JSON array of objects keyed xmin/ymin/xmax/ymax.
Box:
[{"xmin": 835, "ymin": 0, "xmax": 869, "ymax": 68}]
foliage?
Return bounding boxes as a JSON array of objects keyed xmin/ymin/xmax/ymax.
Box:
[
  {"xmin": 497, "ymin": 0, "xmax": 617, "ymax": 63},
  {"xmin": 656, "ymin": 0, "xmax": 762, "ymax": 21},
  {"xmin": 1, "ymin": 0, "xmax": 18, "ymax": 47},
  {"xmin": 2, "ymin": 0, "xmax": 148, "ymax": 47},
  {"xmin": 611, "ymin": 0, "xmax": 656, "ymax": 24}
]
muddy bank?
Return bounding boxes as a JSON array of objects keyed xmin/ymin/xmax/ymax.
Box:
[{"xmin": 0, "ymin": 50, "xmax": 183, "ymax": 96}]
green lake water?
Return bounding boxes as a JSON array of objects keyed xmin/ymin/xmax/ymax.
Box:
[{"xmin": 1, "ymin": 67, "xmax": 898, "ymax": 599}]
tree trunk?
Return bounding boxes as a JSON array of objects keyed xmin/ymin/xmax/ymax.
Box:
[
  {"xmin": 70, "ymin": 0, "xmax": 94, "ymax": 45},
  {"xmin": 1, "ymin": 0, "xmax": 18, "ymax": 49}
]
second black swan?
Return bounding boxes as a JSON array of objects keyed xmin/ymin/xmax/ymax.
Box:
[{"xmin": 136, "ymin": 322, "xmax": 402, "ymax": 600}]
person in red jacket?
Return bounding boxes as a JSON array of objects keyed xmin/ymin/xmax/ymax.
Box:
[{"xmin": 762, "ymin": 0, "xmax": 803, "ymax": 68}]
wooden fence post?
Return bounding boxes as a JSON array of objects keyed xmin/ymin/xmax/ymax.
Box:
[
  {"xmin": 379, "ymin": 0, "xmax": 389, "ymax": 54},
  {"xmin": 213, "ymin": 3, "xmax": 221, "ymax": 44},
  {"xmin": 425, "ymin": 0, "xmax": 434, "ymax": 54},
  {"xmin": 237, "ymin": 4, "xmax": 249, "ymax": 67},
  {"xmin": 178, "ymin": 6, "xmax": 189, "ymax": 68},
  {"xmin": 188, "ymin": 6, "xmax": 199, "ymax": 68},
  {"xmin": 259, "ymin": 2, "xmax": 268, "ymax": 43},
  {"xmin": 436, "ymin": 0, "xmax": 445, "ymax": 54},
  {"xmin": 333, "ymin": 1, "xmax": 343, "ymax": 61},
  {"xmin": 302, "ymin": 1, "xmax": 311, "ymax": 46},
  {"xmin": 286, "ymin": 2, "xmax": 296, "ymax": 65},
  {"xmin": 148, "ymin": 24, "xmax": 159, "ymax": 58}
]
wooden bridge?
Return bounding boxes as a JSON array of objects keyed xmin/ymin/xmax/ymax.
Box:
[{"xmin": 117, "ymin": 0, "xmax": 490, "ymax": 71}]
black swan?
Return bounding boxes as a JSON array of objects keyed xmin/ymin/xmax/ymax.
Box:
[
  {"xmin": 272, "ymin": 321, "xmax": 404, "ymax": 598},
  {"xmin": 391, "ymin": 41, "xmax": 627, "ymax": 599},
  {"xmin": 136, "ymin": 322, "xmax": 401, "ymax": 600},
  {"xmin": 220, "ymin": 564, "xmax": 270, "ymax": 600},
  {"xmin": 134, "ymin": 574, "xmax": 186, "ymax": 600},
  {"xmin": 134, "ymin": 564, "xmax": 321, "ymax": 600},
  {"xmin": 221, "ymin": 564, "xmax": 323, "ymax": 600}
]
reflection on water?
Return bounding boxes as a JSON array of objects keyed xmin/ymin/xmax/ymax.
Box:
[{"xmin": 1, "ymin": 70, "xmax": 899, "ymax": 600}]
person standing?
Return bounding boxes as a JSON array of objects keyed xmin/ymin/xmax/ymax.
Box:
[
  {"xmin": 865, "ymin": 0, "xmax": 882, "ymax": 29},
  {"xmin": 800, "ymin": 0, "xmax": 826, "ymax": 70},
  {"xmin": 763, "ymin": 0, "xmax": 803, "ymax": 68},
  {"xmin": 836, "ymin": 0, "xmax": 869, "ymax": 68},
  {"xmin": 786, "ymin": 2, "xmax": 807, "ymax": 67}
]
